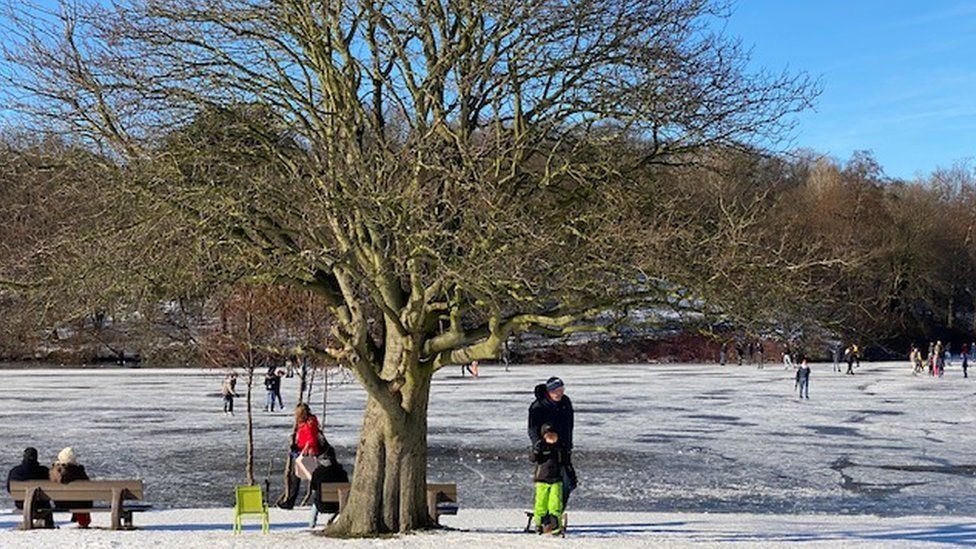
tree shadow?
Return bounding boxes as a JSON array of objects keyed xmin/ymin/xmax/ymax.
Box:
[{"xmin": 145, "ymin": 521, "xmax": 308, "ymax": 532}]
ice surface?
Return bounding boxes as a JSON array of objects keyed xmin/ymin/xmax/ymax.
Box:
[{"xmin": 2, "ymin": 361, "xmax": 976, "ymax": 517}]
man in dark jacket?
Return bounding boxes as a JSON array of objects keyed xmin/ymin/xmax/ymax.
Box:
[
  {"xmin": 309, "ymin": 445, "xmax": 349, "ymax": 527},
  {"xmin": 7, "ymin": 447, "xmax": 51, "ymax": 511},
  {"xmin": 528, "ymin": 377, "xmax": 577, "ymax": 505}
]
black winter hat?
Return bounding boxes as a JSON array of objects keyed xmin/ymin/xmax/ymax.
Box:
[
  {"xmin": 23, "ymin": 447, "xmax": 38, "ymax": 463},
  {"xmin": 545, "ymin": 377, "xmax": 564, "ymax": 392},
  {"xmin": 540, "ymin": 424, "xmax": 555, "ymax": 436}
]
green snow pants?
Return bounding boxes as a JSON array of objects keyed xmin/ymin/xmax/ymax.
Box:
[{"xmin": 533, "ymin": 481, "xmax": 564, "ymax": 530}]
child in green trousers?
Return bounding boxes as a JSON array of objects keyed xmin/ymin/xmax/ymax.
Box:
[{"xmin": 532, "ymin": 424, "xmax": 567, "ymax": 534}]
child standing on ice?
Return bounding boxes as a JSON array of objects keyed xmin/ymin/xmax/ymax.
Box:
[
  {"xmin": 531, "ymin": 424, "xmax": 567, "ymax": 535},
  {"xmin": 795, "ymin": 356, "xmax": 810, "ymax": 399}
]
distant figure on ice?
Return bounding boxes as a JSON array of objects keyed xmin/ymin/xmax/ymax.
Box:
[
  {"xmin": 782, "ymin": 343, "xmax": 794, "ymax": 370},
  {"xmin": 747, "ymin": 341, "xmax": 755, "ymax": 365},
  {"xmin": 528, "ymin": 377, "xmax": 577, "ymax": 508},
  {"xmin": 531, "ymin": 424, "xmax": 571, "ymax": 535},
  {"xmin": 734, "ymin": 341, "xmax": 744, "ymax": 366},
  {"xmin": 945, "ymin": 343, "xmax": 953, "ymax": 369},
  {"xmin": 719, "ymin": 342, "xmax": 727, "ymax": 366},
  {"xmin": 927, "ymin": 342, "xmax": 935, "ymax": 376},
  {"xmin": 50, "ymin": 447, "xmax": 92, "ymax": 529},
  {"xmin": 845, "ymin": 346, "xmax": 855, "ymax": 375},
  {"xmin": 264, "ymin": 366, "xmax": 283, "ymax": 411},
  {"xmin": 755, "ymin": 341, "xmax": 765, "ymax": 368},
  {"xmin": 909, "ymin": 345, "xmax": 924, "ymax": 375},
  {"xmin": 795, "ymin": 356, "xmax": 810, "ymax": 399},
  {"xmin": 308, "ymin": 446, "xmax": 349, "ymax": 528},
  {"xmin": 6, "ymin": 447, "xmax": 52, "ymax": 524},
  {"xmin": 461, "ymin": 360, "xmax": 480, "ymax": 377},
  {"xmin": 851, "ymin": 344, "xmax": 861, "ymax": 369},
  {"xmin": 222, "ymin": 372, "xmax": 238, "ymax": 415},
  {"xmin": 963, "ymin": 342, "xmax": 972, "ymax": 379},
  {"xmin": 832, "ymin": 344, "xmax": 842, "ymax": 373},
  {"xmin": 934, "ymin": 340, "xmax": 945, "ymax": 377}
]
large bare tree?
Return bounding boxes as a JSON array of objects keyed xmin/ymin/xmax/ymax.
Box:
[{"xmin": 2, "ymin": 0, "xmax": 817, "ymax": 535}]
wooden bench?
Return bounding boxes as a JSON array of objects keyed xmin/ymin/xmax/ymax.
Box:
[
  {"xmin": 319, "ymin": 482, "xmax": 458, "ymax": 525},
  {"xmin": 9, "ymin": 480, "xmax": 152, "ymax": 530}
]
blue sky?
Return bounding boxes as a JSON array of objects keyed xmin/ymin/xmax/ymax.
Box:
[{"xmin": 723, "ymin": 1, "xmax": 976, "ymax": 179}]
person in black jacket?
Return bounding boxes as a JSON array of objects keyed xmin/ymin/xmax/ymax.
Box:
[
  {"xmin": 7, "ymin": 448, "xmax": 51, "ymax": 510},
  {"xmin": 531, "ymin": 425, "xmax": 569, "ymax": 535},
  {"xmin": 264, "ymin": 368, "xmax": 277, "ymax": 411},
  {"xmin": 527, "ymin": 377, "xmax": 577, "ymax": 506},
  {"xmin": 795, "ymin": 356, "xmax": 811, "ymax": 399},
  {"xmin": 308, "ymin": 445, "xmax": 349, "ymax": 528}
]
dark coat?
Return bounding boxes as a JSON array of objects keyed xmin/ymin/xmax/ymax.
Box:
[
  {"xmin": 311, "ymin": 462, "xmax": 350, "ymax": 513},
  {"xmin": 531, "ymin": 439, "xmax": 569, "ymax": 483},
  {"xmin": 796, "ymin": 366, "xmax": 811, "ymax": 383},
  {"xmin": 6, "ymin": 458, "xmax": 50, "ymax": 510},
  {"xmin": 50, "ymin": 463, "xmax": 91, "ymax": 509},
  {"xmin": 528, "ymin": 384, "xmax": 574, "ymax": 452}
]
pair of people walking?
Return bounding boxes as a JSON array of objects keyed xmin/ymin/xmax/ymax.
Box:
[{"xmin": 264, "ymin": 366, "xmax": 284, "ymax": 411}]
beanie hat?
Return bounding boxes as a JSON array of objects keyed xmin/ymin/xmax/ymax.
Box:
[
  {"xmin": 23, "ymin": 447, "xmax": 38, "ymax": 463},
  {"xmin": 57, "ymin": 447, "xmax": 77, "ymax": 465},
  {"xmin": 545, "ymin": 377, "xmax": 564, "ymax": 392}
]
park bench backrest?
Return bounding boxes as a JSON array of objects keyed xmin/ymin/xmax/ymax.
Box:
[
  {"xmin": 8, "ymin": 480, "xmax": 145, "ymax": 503},
  {"xmin": 319, "ymin": 482, "xmax": 351, "ymax": 503},
  {"xmin": 318, "ymin": 482, "xmax": 457, "ymax": 504},
  {"xmin": 427, "ymin": 483, "xmax": 457, "ymax": 504}
]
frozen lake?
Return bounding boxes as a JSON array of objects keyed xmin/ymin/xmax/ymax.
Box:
[{"xmin": 2, "ymin": 361, "xmax": 976, "ymax": 516}]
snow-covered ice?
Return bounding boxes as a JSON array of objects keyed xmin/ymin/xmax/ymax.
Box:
[{"xmin": 2, "ymin": 361, "xmax": 976, "ymax": 546}]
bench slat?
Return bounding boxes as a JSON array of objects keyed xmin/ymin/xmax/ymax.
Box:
[{"xmin": 9, "ymin": 480, "xmax": 144, "ymax": 501}]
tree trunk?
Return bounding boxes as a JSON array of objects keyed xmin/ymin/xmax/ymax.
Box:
[
  {"xmin": 326, "ymin": 371, "xmax": 433, "ymax": 536},
  {"xmin": 245, "ymin": 309, "xmax": 255, "ymax": 486},
  {"xmin": 245, "ymin": 368, "xmax": 255, "ymax": 485}
]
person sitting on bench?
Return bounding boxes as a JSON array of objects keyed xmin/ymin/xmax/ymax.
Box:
[
  {"xmin": 50, "ymin": 447, "xmax": 92, "ymax": 529},
  {"xmin": 309, "ymin": 445, "xmax": 349, "ymax": 527},
  {"xmin": 7, "ymin": 447, "xmax": 54, "ymax": 527}
]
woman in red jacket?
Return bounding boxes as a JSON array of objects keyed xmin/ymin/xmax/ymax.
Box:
[
  {"xmin": 279, "ymin": 403, "xmax": 326, "ymax": 509},
  {"xmin": 294, "ymin": 403, "xmax": 321, "ymax": 456}
]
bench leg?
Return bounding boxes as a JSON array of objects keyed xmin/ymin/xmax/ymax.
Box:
[
  {"xmin": 110, "ymin": 488, "xmax": 123, "ymax": 530},
  {"xmin": 22, "ymin": 487, "xmax": 38, "ymax": 530},
  {"xmin": 426, "ymin": 491, "xmax": 439, "ymax": 525},
  {"xmin": 337, "ymin": 488, "xmax": 348, "ymax": 516},
  {"xmin": 524, "ymin": 512, "xmax": 534, "ymax": 533},
  {"xmin": 123, "ymin": 511, "xmax": 134, "ymax": 529}
]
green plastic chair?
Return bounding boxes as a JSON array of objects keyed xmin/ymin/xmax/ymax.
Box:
[{"xmin": 233, "ymin": 485, "xmax": 269, "ymax": 533}]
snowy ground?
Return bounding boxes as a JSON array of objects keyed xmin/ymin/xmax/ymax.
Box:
[
  {"xmin": 1, "ymin": 507, "xmax": 976, "ymax": 547},
  {"xmin": 1, "ymin": 360, "xmax": 976, "ymax": 545}
]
